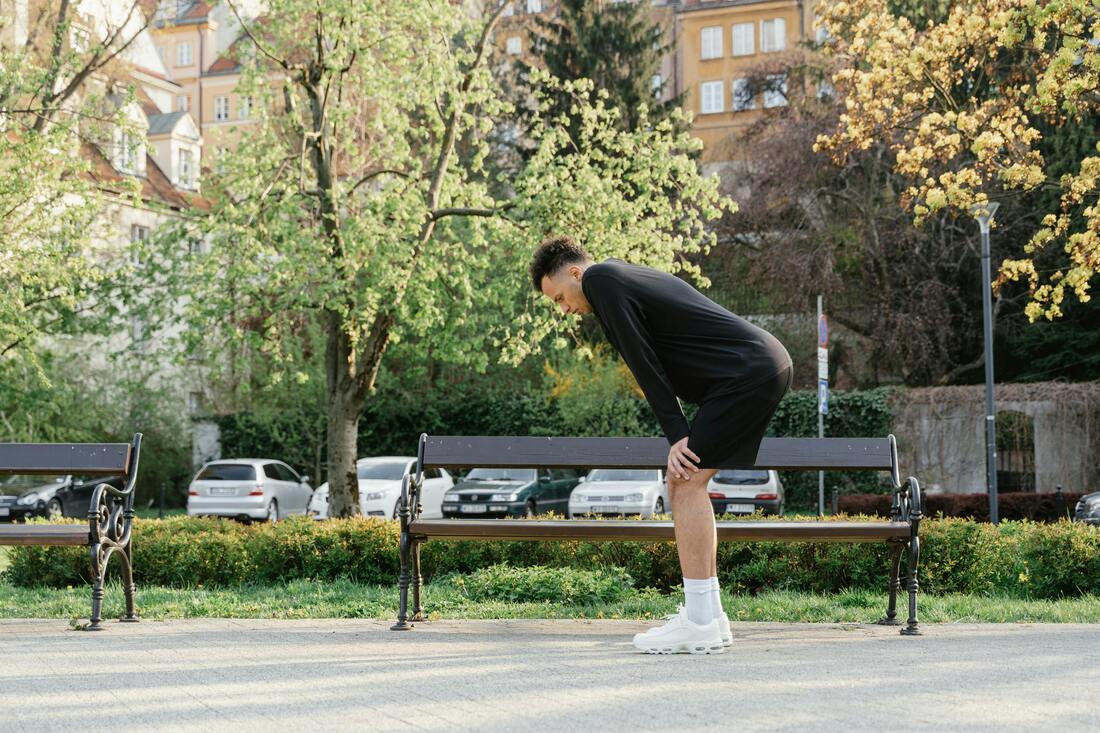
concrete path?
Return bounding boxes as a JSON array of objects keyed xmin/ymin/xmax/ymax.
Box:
[{"xmin": 1, "ymin": 619, "xmax": 1096, "ymax": 732}]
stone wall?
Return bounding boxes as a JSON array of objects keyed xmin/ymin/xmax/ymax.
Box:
[{"xmin": 890, "ymin": 383, "xmax": 1100, "ymax": 494}]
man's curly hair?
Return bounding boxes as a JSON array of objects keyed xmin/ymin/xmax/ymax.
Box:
[{"xmin": 529, "ymin": 235, "xmax": 591, "ymax": 292}]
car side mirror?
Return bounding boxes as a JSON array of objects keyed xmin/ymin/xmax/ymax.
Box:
[
  {"xmin": 577, "ymin": 476, "xmax": 586, "ymax": 483},
  {"xmin": 299, "ymin": 475, "xmax": 311, "ymax": 484}
]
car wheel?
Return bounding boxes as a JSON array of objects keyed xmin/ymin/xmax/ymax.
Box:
[
  {"xmin": 524, "ymin": 500, "xmax": 536, "ymax": 518},
  {"xmin": 46, "ymin": 498, "xmax": 63, "ymax": 520},
  {"xmin": 654, "ymin": 497, "xmax": 665, "ymax": 515},
  {"xmin": 266, "ymin": 500, "xmax": 279, "ymax": 523}
]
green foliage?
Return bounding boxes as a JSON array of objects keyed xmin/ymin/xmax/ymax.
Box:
[
  {"xmin": 8, "ymin": 515, "xmax": 1099, "ymax": 601},
  {"xmin": 768, "ymin": 388, "xmax": 897, "ymax": 509},
  {"xmin": 452, "ymin": 564, "xmax": 633, "ymax": 605},
  {"xmin": 517, "ymin": 0, "xmax": 685, "ymax": 145},
  {"xmin": 0, "ymin": 354, "xmax": 193, "ymax": 505}
]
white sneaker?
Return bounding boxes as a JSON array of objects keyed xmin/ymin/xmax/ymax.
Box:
[
  {"xmin": 646, "ymin": 606, "xmax": 732, "ymax": 647},
  {"xmin": 632, "ymin": 612, "xmax": 724, "ymax": 655}
]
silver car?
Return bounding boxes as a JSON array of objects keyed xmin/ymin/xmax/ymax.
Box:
[
  {"xmin": 706, "ymin": 469, "xmax": 784, "ymax": 516},
  {"xmin": 187, "ymin": 459, "xmax": 313, "ymax": 522}
]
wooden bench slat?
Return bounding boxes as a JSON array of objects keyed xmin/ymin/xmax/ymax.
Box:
[
  {"xmin": 0, "ymin": 443, "xmax": 131, "ymax": 475},
  {"xmin": 409, "ymin": 519, "xmax": 910, "ymax": 543},
  {"xmin": 420, "ymin": 436, "xmax": 893, "ymax": 471},
  {"xmin": 0, "ymin": 525, "xmax": 90, "ymax": 546}
]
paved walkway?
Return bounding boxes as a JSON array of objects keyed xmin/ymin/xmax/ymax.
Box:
[{"xmin": 1, "ymin": 619, "xmax": 1096, "ymax": 732}]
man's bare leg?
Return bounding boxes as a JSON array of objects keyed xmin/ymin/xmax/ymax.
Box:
[{"xmin": 668, "ymin": 468, "xmax": 718, "ymax": 579}]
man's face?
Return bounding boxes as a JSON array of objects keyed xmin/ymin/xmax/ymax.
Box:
[{"xmin": 540, "ymin": 264, "xmax": 592, "ymax": 316}]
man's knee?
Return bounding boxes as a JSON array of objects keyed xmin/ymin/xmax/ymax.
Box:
[{"xmin": 668, "ymin": 472, "xmax": 704, "ymax": 497}]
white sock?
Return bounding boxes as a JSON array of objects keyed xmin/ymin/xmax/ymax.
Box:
[
  {"xmin": 683, "ymin": 578, "xmax": 712, "ymax": 626},
  {"xmin": 709, "ymin": 576, "xmax": 725, "ymax": 620}
]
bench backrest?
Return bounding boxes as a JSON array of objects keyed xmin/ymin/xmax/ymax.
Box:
[
  {"xmin": 418, "ymin": 435, "xmax": 900, "ymax": 486},
  {"xmin": 0, "ymin": 442, "xmax": 133, "ymax": 476}
]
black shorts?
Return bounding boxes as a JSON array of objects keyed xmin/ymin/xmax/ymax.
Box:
[{"xmin": 687, "ymin": 366, "xmax": 793, "ymax": 469}]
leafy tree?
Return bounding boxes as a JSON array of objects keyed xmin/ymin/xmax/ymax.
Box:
[
  {"xmin": 143, "ymin": 0, "xmax": 731, "ymax": 517},
  {"xmin": 515, "ymin": 0, "xmax": 684, "ymax": 145},
  {"xmin": 816, "ymin": 0, "xmax": 1100, "ymax": 321},
  {"xmin": 0, "ymin": 1, "xmax": 150, "ymax": 366}
]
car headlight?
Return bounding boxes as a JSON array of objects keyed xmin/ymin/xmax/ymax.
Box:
[
  {"xmin": 365, "ymin": 490, "xmax": 391, "ymax": 501},
  {"xmin": 625, "ymin": 493, "xmax": 644, "ymax": 502},
  {"xmin": 491, "ymin": 493, "xmax": 518, "ymax": 502},
  {"xmin": 444, "ymin": 492, "xmax": 460, "ymax": 501},
  {"xmin": 17, "ymin": 492, "xmax": 40, "ymax": 505}
]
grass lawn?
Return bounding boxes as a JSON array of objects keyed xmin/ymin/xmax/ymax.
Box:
[{"xmin": 2, "ymin": 579, "xmax": 1099, "ymax": 624}]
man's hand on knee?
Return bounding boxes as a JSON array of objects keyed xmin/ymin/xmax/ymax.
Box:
[{"xmin": 668, "ymin": 437, "xmax": 701, "ymax": 482}]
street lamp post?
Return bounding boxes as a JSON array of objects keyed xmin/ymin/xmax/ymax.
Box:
[{"xmin": 970, "ymin": 201, "xmax": 1000, "ymax": 525}]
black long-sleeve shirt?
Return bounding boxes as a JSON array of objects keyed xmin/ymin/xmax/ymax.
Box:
[{"xmin": 582, "ymin": 259, "xmax": 792, "ymax": 444}]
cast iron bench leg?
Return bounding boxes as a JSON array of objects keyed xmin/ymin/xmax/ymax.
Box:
[
  {"xmin": 410, "ymin": 539, "xmax": 425, "ymax": 622},
  {"xmin": 877, "ymin": 542, "xmax": 904, "ymax": 626},
  {"xmin": 900, "ymin": 477, "xmax": 923, "ymax": 636}
]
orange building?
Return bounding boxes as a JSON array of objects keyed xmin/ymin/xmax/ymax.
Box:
[{"xmin": 488, "ymin": 0, "xmax": 817, "ymax": 168}]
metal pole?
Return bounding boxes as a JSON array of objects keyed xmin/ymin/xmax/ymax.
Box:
[
  {"xmin": 818, "ymin": 294, "xmax": 825, "ymax": 517},
  {"xmin": 970, "ymin": 202, "xmax": 1000, "ymax": 525}
]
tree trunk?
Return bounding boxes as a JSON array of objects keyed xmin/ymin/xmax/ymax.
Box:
[{"xmin": 324, "ymin": 313, "xmax": 361, "ymax": 517}]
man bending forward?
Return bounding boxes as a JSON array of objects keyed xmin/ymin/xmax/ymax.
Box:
[{"xmin": 530, "ymin": 236, "xmax": 792, "ymax": 655}]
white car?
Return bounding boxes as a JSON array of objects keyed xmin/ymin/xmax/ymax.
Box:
[
  {"xmin": 187, "ymin": 459, "xmax": 314, "ymax": 522},
  {"xmin": 307, "ymin": 457, "xmax": 453, "ymax": 519},
  {"xmin": 568, "ymin": 468, "xmax": 668, "ymax": 518},
  {"xmin": 706, "ymin": 469, "xmax": 784, "ymax": 516}
]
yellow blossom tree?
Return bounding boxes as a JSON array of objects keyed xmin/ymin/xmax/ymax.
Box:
[{"xmin": 815, "ymin": 0, "xmax": 1099, "ymax": 320}]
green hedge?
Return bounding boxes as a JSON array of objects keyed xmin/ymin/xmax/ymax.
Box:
[{"xmin": 6, "ymin": 515, "xmax": 1098, "ymax": 599}]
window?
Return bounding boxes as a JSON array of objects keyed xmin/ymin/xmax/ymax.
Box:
[
  {"xmin": 817, "ymin": 78, "xmax": 836, "ymax": 100},
  {"xmin": 761, "ymin": 18, "xmax": 786, "ymax": 53},
  {"xmin": 651, "ymin": 74, "xmax": 662, "ymax": 98},
  {"xmin": 196, "ymin": 464, "xmax": 256, "ymax": 481},
  {"xmin": 117, "ymin": 130, "xmax": 138, "ymax": 173},
  {"xmin": 424, "ymin": 467, "xmax": 442, "ymax": 479},
  {"xmin": 176, "ymin": 42, "xmax": 193, "ymax": 66},
  {"xmin": 187, "ymin": 239, "xmax": 206, "ymax": 256},
  {"xmin": 238, "ymin": 96, "xmax": 252, "ymax": 120},
  {"xmin": 70, "ymin": 25, "xmax": 89, "ymax": 52},
  {"xmin": 763, "ymin": 74, "xmax": 788, "ymax": 108},
  {"xmin": 131, "ymin": 225, "xmax": 149, "ymax": 266},
  {"xmin": 502, "ymin": 2, "xmax": 514, "ymax": 17},
  {"xmin": 214, "ymin": 95, "xmax": 229, "ymax": 121},
  {"xmin": 700, "ymin": 26, "xmax": 722, "ymax": 60},
  {"xmin": 177, "ymin": 95, "xmax": 190, "ymax": 112},
  {"xmin": 526, "ymin": 0, "xmax": 542, "ymax": 12},
  {"xmin": 178, "ymin": 148, "xmax": 195, "ymax": 187},
  {"xmin": 505, "ymin": 36, "xmax": 521, "ymax": 55},
  {"xmin": 188, "ymin": 392, "xmax": 202, "ymax": 414},
  {"xmin": 732, "ymin": 77, "xmax": 755, "ymax": 111},
  {"xmin": 996, "ymin": 411, "xmax": 1036, "ymax": 492},
  {"xmin": 700, "ymin": 80, "xmax": 724, "ymax": 114},
  {"xmin": 732, "ymin": 23, "xmax": 755, "ymax": 56},
  {"xmin": 130, "ymin": 315, "xmax": 147, "ymax": 352}
]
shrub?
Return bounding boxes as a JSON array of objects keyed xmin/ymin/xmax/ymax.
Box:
[
  {"xmin": 5, "ymin": 515, "xmax": 1098, "ymax": 600},
  {"xmin": 838, "ymin": 491, "xmax": 1087, "ymax": 522},
  {"xmin": 452, "ymin": 564, "xmax": 634, "ymax": 604}
]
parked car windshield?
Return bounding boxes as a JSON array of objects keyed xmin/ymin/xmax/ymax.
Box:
[
  {"xmin": 196, "ymin": 464, "xmax": 256, "ymax": 481},
  {"xmin": 465, "ymin": 468, "xmax": 537, "ymax": 483},
  {"xmin": 586, "ymin": 469, "xmax": 660, "ymax": 482},
  {"xmin": 357, "ymin": 462, "xmax": 408, "ymax": 481},
  {"xmin": 713, "ymin": 469, "xmax": 770, "ymax": 485},
  {"xmin": 0, "ymin": 475, "xmax": 64, "ymax": 495}
]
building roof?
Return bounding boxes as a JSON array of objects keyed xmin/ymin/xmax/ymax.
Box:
[
  {"xmin": 82, "ymin": 141, "xmax": 209, "ymax": 212},
  {"xmin": 154, "ymin": 0, "xmax": 213, "ymax": 27},
  {"xmin": 146, "ymin": 110, "xmax": 188, "ymax": 135}
]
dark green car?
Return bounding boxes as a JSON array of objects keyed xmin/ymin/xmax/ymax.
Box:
[{"xmin": 441, "ymin": 467, "xmax": 582, "ymax": 518}]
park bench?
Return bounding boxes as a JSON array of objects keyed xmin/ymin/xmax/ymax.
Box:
[
  {"xmin": 392, "ymin": 434, "xmax": 924, "ymax": 635},
  {"xmin": 0, "ymin": 434, "xmax": 142, "ymax": 630}
]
